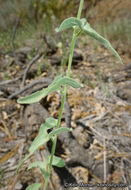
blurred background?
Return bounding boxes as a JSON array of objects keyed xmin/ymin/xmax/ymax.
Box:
[{"xmin": 0, "ymin": 0, "xmax": 131, "ymax": 56}]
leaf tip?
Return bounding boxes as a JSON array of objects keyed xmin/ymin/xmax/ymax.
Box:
[
  {"xmin": 17, "ymin": 97, "xmax": 27, "ymax": 104},
  {"xmin": 17, "ymin": 98, "xmax": 22, "ymax": 104}
]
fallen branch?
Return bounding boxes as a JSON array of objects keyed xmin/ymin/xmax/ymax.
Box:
[
  {"xmin": 22, "ymin": 52, "xmax": 44, "ymax": 87},
  {"xmin": 11, "ymin": 14, "xmax": 21, "ymax": 65},
  {"xmin": 41, "ymin": 35, "xmax": 57, "ymax": 55},
  {"xmin": 0, "ymin": 77, "xmax": 20, "ymax": 86}
]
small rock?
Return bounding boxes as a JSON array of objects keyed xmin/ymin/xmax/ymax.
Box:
[{"xmin": 116, "ymin": 88, "xmax": 131, "ymax": 103}]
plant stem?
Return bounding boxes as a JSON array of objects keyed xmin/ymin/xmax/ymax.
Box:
[
  {"xmin": 43, "ymin": 1, "xmax": 84, "ymax": 189},
  {"xmin": 67, "ymin": 0, "xmax": 84, "ymax": 77},
  {"xmin": 77, "ymin": 0, "xmax": 84, "ymax": 19}
]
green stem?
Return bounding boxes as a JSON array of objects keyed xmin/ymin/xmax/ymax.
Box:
[
  {"xmin": 77, "ymin": 0, "xmax": 84, "ymax": 19},
  {"xmin": 43, "ymin": 89, "xmax": 66, "ymax": 190},
  {"xmin": 67, "ymin": 0, "xmax": 84, "ymax": 77},
  {"xmin": 43, "ymin": 1, "xmax": 84, "ymax": 189}
]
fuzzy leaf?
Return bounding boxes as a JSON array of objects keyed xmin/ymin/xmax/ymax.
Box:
[
  {"xmin": 56, "ymin": 17, "xmax": 122, "ymax": 63},
  {"xmin": 45, "ymin": 117, "xmax": 58, "ymax": 129},
  {"xmin": 17, "ymin": 76, "xmax": 82, "ymax": 104},
  {"xmin": 49, "ymin": 127, "xmax": 72, "ymax": 138},
  {"xmin": 28, "ymin": 155, "xmax": 65, "ymax": 170},
  {"xmin": 52, "ymin": 74, "xmax": 63, "ymax": 83},
  {"xmin": 28, "ymin": 161, "xmax": 47, "ymax": 171},
  {"xmin": 61, "ymin": 76, "xmax": 83, "ymax": 88},
  {"xmin": 17, "ymin": 117, "xmax": 57, "ymax": 173},
  {"xmin": 56, "ymin": 17, "xmax": 81, "ymax": 32},
  {"xmin": 17, "ymin": 88, "xmax": 49, "ymax": 104},
  {"xmin": 29, "ymin": 124, "xmax": 49, "ymax": 155},
  {"xmin": 29, "ymin": 116, "xmax": 58, "ymax": 155},
  {"xmin": 48, "ymin": 155, "xmax": 65, "ymax": 167},
  {"xmin": 26, "ymin": 183, "xmax": 41, "ymax": 190},
  {"xmin": 42, "ymin": 169, "xmax": 50, "ymax": 181},
  {"xmin": 82, "ymin": 22, "xmax": 122, "ymax": 64},
  {"xmin": 80, "ymin": 18, "xmax": 87, "ymax": 27}
]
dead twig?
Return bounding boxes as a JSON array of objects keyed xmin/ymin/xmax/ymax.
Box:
[
  {"xmin": 11, "ymin": 14, "xmax": 21, "ymax": 65},
  {"xmin": 42, "ymin": 35, "xmax": 57, "ymax": 54},
  {"xmin": 42, "ymin": 35, "xmax": 53, "ymax": 50},
  {"xmin": 9, "ymin": 166, "xmax": 27, "ymax": 190},
  {"xmin": 22, "ymin": 52, "xmax": 44, "ymax": 87},
  {"xmin": 11, "ymin": 15, "xmax": 20, "ymax": 51},
  {"xmin": 0, "ymin": 77, "xmax": 20, "ymax": 86}
]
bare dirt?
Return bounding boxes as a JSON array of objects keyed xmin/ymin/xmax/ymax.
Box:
[{"xmin": 88, "ymin": 0, "xmax": 131, "ymax": 23}]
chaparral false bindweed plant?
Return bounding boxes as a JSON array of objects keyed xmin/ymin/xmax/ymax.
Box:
[{"xmin": 17, "ymin": 0, "xmax": 122, "ymax": 189}]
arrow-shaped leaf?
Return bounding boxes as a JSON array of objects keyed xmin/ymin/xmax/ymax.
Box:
[{"xmin": 55, "ymin": 17, "xmax": 122, "ymax": 64}]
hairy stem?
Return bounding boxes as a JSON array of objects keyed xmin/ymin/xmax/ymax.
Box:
[
  {"xmin": 43, "ymin": 1, "xmax": 84, "ymax": 189},
  {"xmin": 67, "ymin": 0, "xmax": 84, "ymax": 77}
]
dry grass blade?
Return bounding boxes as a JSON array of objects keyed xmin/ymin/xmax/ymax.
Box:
[{"xmin": 0, "ymin": 143, "xmax": 20, "ymax": 164}]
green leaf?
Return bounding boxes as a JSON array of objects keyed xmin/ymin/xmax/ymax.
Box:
[
  {"xmin": 49, "ymin": 127, "xmax": 72, "ymax": 138},
  {"xmin": 61, "ymin": 76, "xmax": 83, "ymax": 88},
  {"xmin": 29, "ymin": 117, "xmax": 58, "ymax": 155},
  {"xmin": 17, "ymin": 88, "xmax": 49, "ymax": 104},
  {"xmin": 52, "ymin": 74, "xmax": 63, "ymax": 83},
  {"xmin": 81, "ymin": 18, "xmax": 86, "ymax": 24},
  {"xmin": 17, "ymin": 117, "xmax": 57, "ymax": 173},
  {"xmin": 81, "ymin": 21, "xmax": 122, "ymax": 64},
  {"xmin": 42, "ymin": 169, "xmax": 50, "ymax": 181},
  {"xmin": 28, "ymin": 155, "xmax": 65, "ymax": 170},
  {"xmin": 29, "ymin": 124, "xmax": 49, "ymax": 155},
  {"xmin": 28, "ymin": 161, "xmax": 47, "ymax": 171},
  {"xmin": 45, "ymin": 117, "xmax": 58, "ymax": 129},
  {"xmin": 48, "ymin": 155, "xmax": 65, "ymax": 167},
  {"xmin": 26, "ymin": 183, "xmax": 41, "ymax": 190},
  {"xmin": 17, "ymin": 75, "xmax": 82, "ymax": 104},
  {"xmin": 56, "ymin": 17, "xmax": 81, "ymax": 32},
  {"xmin": 55, "ymin": 17, "xmax": 122, "ymax": 63}
]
